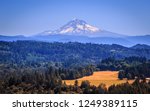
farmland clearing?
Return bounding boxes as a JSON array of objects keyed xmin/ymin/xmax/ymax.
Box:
[{"xmin": 63, "ymin": 71, "xmax": 135, "ymax": 88}]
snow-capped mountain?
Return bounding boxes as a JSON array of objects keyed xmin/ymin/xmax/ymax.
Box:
[
  {"xmin": 1, "ymin": 19, "xmax": 150, "ymax": 47},
  {"xmin": 1, "ymin": 18, "xmax": 150, "ymax": 46},
  {"xmin": 57, "ymin": 19, "xmax": 100, "ymax": 35},
  {"xmin": 39, "ymin": 19, "xmax": 124, "ymax": 37}
]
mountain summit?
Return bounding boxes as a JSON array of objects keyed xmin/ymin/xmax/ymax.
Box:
[
  {"xmin": 40, "ymin": 19, "xmax": 124, "ymax": 37},
  {"xmin": 57, "ymin": 19, "xmax": 101, "ymax": 35}
]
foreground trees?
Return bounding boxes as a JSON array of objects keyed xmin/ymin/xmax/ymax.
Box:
[
  {"xmin": 0, "ymin": 73, "xmax": 149, "ymax": 94},
  {"xmin": 0, "ymin": 56, "xmax": 150, "ymax": 94}
]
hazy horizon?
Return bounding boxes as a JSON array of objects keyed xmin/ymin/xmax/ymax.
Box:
[{"xmin": 0, "ymin": 0, "xmax": 150, "ymax": 36}]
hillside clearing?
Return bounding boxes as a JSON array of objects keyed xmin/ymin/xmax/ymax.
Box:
[{"xmin": 63, "ymin": 71, "xmax": 134, "ymax": 88}]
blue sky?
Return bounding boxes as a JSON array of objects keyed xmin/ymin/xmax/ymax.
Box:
[{"xmin": 0, "ymin": 0, "xmax": 150, "ymax": 36}]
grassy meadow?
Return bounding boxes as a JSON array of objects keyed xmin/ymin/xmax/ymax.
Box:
[{"xmin": 63, "ymin": 71, "xmax": 135, "ymax": 88}]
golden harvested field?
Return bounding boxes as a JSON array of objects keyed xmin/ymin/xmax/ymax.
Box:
[{"xmin": 63, "ymin": 71, "xmax": 134, "ymax": 88}]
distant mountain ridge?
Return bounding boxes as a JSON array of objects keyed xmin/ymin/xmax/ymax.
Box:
[
  {"xmin": 131, "ymin": 44, "xmax": 150, "ymax": 49},
  {"xmin": 0, "ymin": 34, "xmax": 150, "ymax": 47}
]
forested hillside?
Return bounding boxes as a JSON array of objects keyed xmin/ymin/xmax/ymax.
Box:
[
  {"xmin": 0, "ymin": 41, "xmax": 150, "ymax": 94},
  {"xmin": 1, "ymin": 41, "xmax": 150, "ymax": 66}
]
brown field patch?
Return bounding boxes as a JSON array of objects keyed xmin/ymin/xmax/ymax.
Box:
[{"xmin": 63, "ymin": 71, "xmax": 134, "ymax": 88}]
